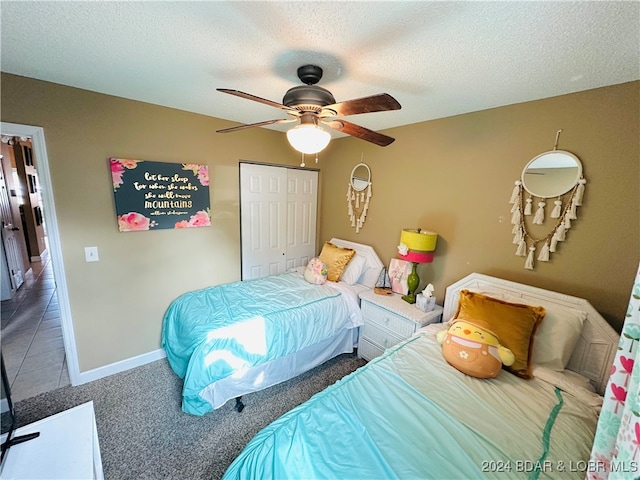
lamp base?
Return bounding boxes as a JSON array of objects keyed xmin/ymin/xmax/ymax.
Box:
[
  {"xmin": 402, "ymin": 262, "xmax": 420, "ymax": 304},
  {"xmin": 401, "ymin": 293, "xmax": 417, "ymax": 304}
]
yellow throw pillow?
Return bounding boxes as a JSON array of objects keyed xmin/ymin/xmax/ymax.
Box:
[
  {"xmin": 318, "ymin": 242, "xmax": 356, "ymax": 282},
  {"xmin": 454, "ymin": 289, "xmax": 545, "ymax": 379}
]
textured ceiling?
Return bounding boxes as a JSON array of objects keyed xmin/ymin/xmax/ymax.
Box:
[{"xmin": 1, "ymin": 1, "xmax": 639, "ymax": 139}]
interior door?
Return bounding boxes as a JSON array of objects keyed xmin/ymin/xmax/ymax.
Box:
[
  {"xmin": 240, "ymin": 163, "xmax": 318, "ymax": 280},
  {"xmin": 0, "ymin": 160, "xmax": 25, "ymax": 296},
  {"xmin": 285, "ymin": 168, "xmax": 318, "ymax": 270},
  {"xmin": 240, "ymin": 163, "xmax": 287, "ymax": 279}
]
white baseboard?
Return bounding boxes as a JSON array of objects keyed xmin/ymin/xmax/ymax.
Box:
[{"xmin": 75, "ymin": 349, "xmax": 166, "ymax": 386}]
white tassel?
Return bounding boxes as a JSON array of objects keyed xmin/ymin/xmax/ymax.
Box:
[
  {"xmin": 574, "ymin": 178, "xmax": 586, "ymax": 206},
  {"xmin": 564, "ymin": 214, "xmax": 571, "ymax": 229},
  {"xmin": 513, "ymin": 228, "xmax": 523, "ymax": 245},
  {"xmin": 512, "ymin": 224, "xmax": 520, "ymax": 234},
  {"xmin": 533, "ymin": 201, "xmax": 546, "ymax": 225},
  {"xmin": 549, "ymin": 233, "xmax": 559, "ymax": 252},
  {"xmin": 524, "ymin": 198, "xmax": 533, "ymax": 216},
  {"xmin": 538, "ymin": 241, "xmax": 550, "ymax": 262},
  {"xmin": 367, "ymin": 184, "xmax": 372, "ymax": 198},
  {"xmin": 511, "ymin": 208, "xmax": 521, "ymax": 226},
  {"xmin": 567, "ymin": 198, "xmax": 578, "ymax": 220},
  {"xmin": 510, "ymin": 201, "xmax": 519, "ymax": 213},
  {"xmin": 509, "ymin": 180, "xmax": 521, "ymax": 204},
  {"xmin": 525, "ymin": 246, "xmax": 536, "ymax": 270},
  {"xmin": 355, "ymin": 193, "xmax": 360, "ymax": 209},
  {"xmin": 516, "ymin": 239, "xmax": 527, "ymax": 256},
  {"xmin": 555, "ymin": 223, "xmax": 566, "ymax": 241},
  {"xmin": 550, "ymin": 200, "xmax": 562, "ymax": 218}
]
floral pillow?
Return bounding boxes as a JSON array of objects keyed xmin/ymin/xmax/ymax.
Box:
[{"xmin": 304, "ymin": 257, "xmax": 328, "ymax": 285}]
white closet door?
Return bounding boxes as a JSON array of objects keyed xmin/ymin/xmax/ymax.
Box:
[
  {"xmin": 285, "ymin": 168, "xmax": 317, "ymax": 270},
  {"xmin": 240, "ymin": 163, "xmax": 287, "ymax": 279},
  {"xmin": 240, "ymin": 163, "xmax": 317, "ymax": 280}
]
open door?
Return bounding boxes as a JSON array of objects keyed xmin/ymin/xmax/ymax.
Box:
[{"xmin": 0, "ymin": 156, "xmax": 27, "ymax": 299}]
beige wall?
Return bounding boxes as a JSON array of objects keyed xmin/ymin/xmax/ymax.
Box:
[
  {"xmin": 1, "ymin": 73, "xmax": 304, "ymax": 371},
  {"xmin": 1, "ymin": 74, "xmax": 637, "ymax": 375},
  {"xmin": 320, "ymin": 81, "xmax": 639, "ymax": 332}
]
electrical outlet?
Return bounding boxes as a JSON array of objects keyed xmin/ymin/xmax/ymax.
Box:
[{"xmin": 85, "ymin": 246, "xmax": 99, "ymax": 262}]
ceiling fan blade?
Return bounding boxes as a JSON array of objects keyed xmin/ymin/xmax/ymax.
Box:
[
  {"xmin": 325, "ymin": 120, "xmax": 395, "ymax": 147},
  {"xmin": 217, "ymin": 89, "xmax": 298, "ymax": 113},
  {"xmin": 217, "ymin": 118, "xmax": 296, "ymax": 133},
  {"xmin": 320, "ymin": 93, "xmax": 401, "ymax": 117}
]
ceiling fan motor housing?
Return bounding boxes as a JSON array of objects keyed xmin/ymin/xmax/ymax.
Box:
[{"xmin": 283, "ymin": 85, "xmax": 336, "ymax": 111}]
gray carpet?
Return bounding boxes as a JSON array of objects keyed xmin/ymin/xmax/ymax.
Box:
[{"xmin": 7, "ymin": 353, "xmax": 366, "ymax": 479}]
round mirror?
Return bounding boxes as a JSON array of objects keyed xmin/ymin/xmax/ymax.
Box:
[
  {"xmin": 350, "ymin": 163, "xmax": 371, "ymax": 192},
  {"xmin": 521, "ymin": 150, "xmax": 582, "ymax": 198}
]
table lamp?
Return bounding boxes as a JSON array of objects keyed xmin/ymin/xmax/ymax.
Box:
[{"xmin": 397, "ymin": 228, "xmax": 438, "ymax": 304}]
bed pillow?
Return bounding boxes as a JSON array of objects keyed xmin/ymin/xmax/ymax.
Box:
[
  {"xmin": 303, "ymin": 257, "xmax": 328, "ymax": 285},
  {"xmin": 461, "ymin": 287, "xmax": 587, "ymax": 372},
  {"xmin": 340, "ymin": 254, "xmax": 367, "ymax": 285},
  {"xmin": 454, "ymin": 290, "xmax": 545, "ymax": 379},
  {"xmin": 532, "ymin": 305, "xmax": 586, "ymax": 371},
  {"xmin": 461, "ymin": 287, "xmax": 587, "ymax": 371},
  {"xmin": 319, "ymin": 242, "xmax": 355, "ymax": 282}
]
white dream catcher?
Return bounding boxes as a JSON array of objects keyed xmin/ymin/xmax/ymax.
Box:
[
  {"xmin": 346, "ymin": 161, "xmax": 372, "ymax": 233},
  {"xmin": 508, "ymin": 130, "xmax": 587, "ymax": 270}
]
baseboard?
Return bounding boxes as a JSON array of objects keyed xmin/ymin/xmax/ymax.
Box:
[{"xmin": 75, "ymin": 348, "xmax": 166, "ymax": 386}]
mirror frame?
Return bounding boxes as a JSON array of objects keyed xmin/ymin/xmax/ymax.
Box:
[
  {"xmin": 350, "ymin": 163, "xmax": 371, "ymax": 192},
  {"xmin": 521, "ymin": 149, "xmax": 583, "ymax": 199}
]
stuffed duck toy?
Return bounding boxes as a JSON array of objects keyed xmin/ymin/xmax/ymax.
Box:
[{"xmin": 436, "ymin": 318, "xmax": 515, "ymax": 379}]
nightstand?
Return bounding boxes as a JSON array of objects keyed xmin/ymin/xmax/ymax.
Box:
[{"xmin": 358, "ymin": 289, "xmax": 443, "ymax": 361}]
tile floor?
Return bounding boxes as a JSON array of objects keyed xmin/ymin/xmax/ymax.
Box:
[{"xmin": 1, "ymin": 251, "xmax": 69, "ymax": 403}]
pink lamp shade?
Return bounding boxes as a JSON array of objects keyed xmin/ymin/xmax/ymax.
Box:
[{"xmin": 397, "ymin": 229, "xmax": 437, "ymax": 263}]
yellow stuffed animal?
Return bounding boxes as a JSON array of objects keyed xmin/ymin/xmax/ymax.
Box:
[{"xmin": 436, "ymin": 318, "xmax": 515, "ymax": 379}]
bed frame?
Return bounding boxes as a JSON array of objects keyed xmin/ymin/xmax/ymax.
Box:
[{"xmin": 443, "ymin": 273, "xmax": 619, "ymax": 395}]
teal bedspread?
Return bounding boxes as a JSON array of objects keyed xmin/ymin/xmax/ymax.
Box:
[
  {"xmin": 162, "ymin": 271, "xmax": 352, "ymax": 415},
  {"xmin": 223, "ymin": 328, "xmax": 600, "ymax": 479}
]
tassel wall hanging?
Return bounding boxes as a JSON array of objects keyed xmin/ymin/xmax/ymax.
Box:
[
  {"xmin": 508, "ymin": 130, "xmax": 587, "ymax": 270},
  {"xmin": 347, "ymin": 160, "xmax": 372, "ymax": 233}
]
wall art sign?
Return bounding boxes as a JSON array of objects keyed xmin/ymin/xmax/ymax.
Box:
[
  {"xmin": 389, "ymin": 258, "xmax": 412, "ymax": 295},
  {"xmin": 110, "ymin": 158, "xmax": 210, "ymax": 232}
]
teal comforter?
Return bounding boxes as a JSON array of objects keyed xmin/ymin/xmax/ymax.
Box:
[
  {"xmin": 162, "ymin": 271, "xmax": 352, "ymax": 415},
  {"xmin": 223, "ymin": 328, "xmax": 600, "ymax": 479}
]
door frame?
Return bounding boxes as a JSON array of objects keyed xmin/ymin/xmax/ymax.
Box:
[{"xmin": 0, "ymin": 122, "xmax": 79, "ymax": 386}]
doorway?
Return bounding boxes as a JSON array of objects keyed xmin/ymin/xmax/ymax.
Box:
[{"xmin": 0, "ymin": 122, "xmax": 78, "ymax": 405}]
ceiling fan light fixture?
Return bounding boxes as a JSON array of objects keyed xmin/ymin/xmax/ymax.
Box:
[{"xmin": 286, "ymin": 123, "xmax": 331, "ymax": 155}]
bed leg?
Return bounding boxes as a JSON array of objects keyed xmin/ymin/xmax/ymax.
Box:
[{"xmin": 235, "ymin": 396, "xmax": 245, "ymax": 413}]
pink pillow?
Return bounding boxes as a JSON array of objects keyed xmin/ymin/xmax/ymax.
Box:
[{"xmin": 304, "ymin": 257, "xmax": 328, "ymax": 285}]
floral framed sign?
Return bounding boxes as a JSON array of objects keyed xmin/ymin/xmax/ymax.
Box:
[{"xmin": 110, "ymin": 158, "xmax": 210, "ymax": 232}]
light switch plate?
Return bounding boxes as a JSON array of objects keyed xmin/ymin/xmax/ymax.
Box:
[{"xmin": 85, "ymin": 246, "xmax": 99, "ymax": 262}]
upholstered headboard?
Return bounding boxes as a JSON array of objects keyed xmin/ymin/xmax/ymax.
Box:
[
  {"xmin": 328, "ymin": 238, "xmax": 384, "ymax": 289},
  {"xmin": 443, "ymin": 273, "xmax": 619, "ymax": 395}
]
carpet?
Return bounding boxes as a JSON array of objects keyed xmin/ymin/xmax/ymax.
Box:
[{"xmin": 8, "ymin": 353, "xmax": 365, "ymax": 479}]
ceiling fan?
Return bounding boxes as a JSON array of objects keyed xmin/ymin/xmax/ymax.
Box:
[{"xmin": 216, "ymin": 65, "xmax": 402, "ymax": 154}]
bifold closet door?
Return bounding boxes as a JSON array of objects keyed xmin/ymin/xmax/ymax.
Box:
[{"xmin": 240, "ymin": 163, "xmax": 317, "ymax": 280}]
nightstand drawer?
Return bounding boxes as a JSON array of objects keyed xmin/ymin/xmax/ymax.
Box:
[
  {"xmin": 362, "ymin": 321, "xmax": 404, "ymax": 350},
  {"xmin": 361, "ymin": 301, "xmax": 415, "ymax": 337},
  {"xmin": 358, "ymin": 337, "xmax": 384, "ymax": 361}
]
